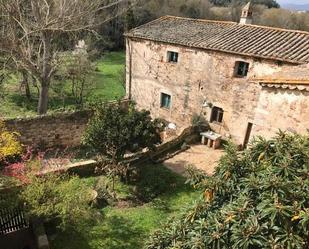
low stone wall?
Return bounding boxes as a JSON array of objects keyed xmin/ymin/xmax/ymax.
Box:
[
  {"xmin": 4, "ymin": 99, "xmax": 129, "ymax": 148},
  {"xmin": 124, "ymin": 125, "xmax": 201, "ymax": 166}
]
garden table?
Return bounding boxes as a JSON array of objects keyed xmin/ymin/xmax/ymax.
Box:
[{"xmin": 200, "ymin": 131, "xmax": 222, "ymax": 149}]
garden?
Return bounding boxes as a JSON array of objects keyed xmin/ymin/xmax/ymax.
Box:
[
  {"xmin": 1, "ymin": 108, "xmax": 309, "ymax": 248},
  {"xmin": 0, "ymin": 101, "xmax": 199, "ymax": 249}
]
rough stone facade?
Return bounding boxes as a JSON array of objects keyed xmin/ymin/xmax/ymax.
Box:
[
  {"xmin": 4, "ymin": 110, "xmax": 93, "ymax": 148},
  {"xmin": 252, "ymin": 87, "xmax": 309, "ymax": 139},
  {"xmin": 126, "ymin": 38, "xmax": 306, "ymax": 146}
]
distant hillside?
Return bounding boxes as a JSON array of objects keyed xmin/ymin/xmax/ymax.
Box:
[{"xmin": 281, "ymin": 3, "xmax": 309, "ymax": 11}]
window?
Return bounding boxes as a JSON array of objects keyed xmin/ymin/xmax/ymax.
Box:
[
  {"xmin": 167, "ymin": 51, "xmax": 178, "ymax": 63},
  {"xmin": 234, "ymin": 61, "xmax": 249, "ymax": 77},
  {"xmin": 160, "ymin": 93, "xmax": 171, "ymax": 109},
  {"xmin": 210, "ymin": 106, "xmax": 224, "ymax": 123}
]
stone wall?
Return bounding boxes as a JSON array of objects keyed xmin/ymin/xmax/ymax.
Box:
[
  {"xmin": 126, "ymin": 38, "xmax": 296, "ymax": 145},
  {"xmin": 4, "ymin": 110, "xmax": 93, "ymax": 148},
  {"xmin": 252, "ymin": 87, "xmax": 309, "ymax": 139},
  {"xmin": 4, "ymin": 100, "xmax": 130, "ymax": 148}
]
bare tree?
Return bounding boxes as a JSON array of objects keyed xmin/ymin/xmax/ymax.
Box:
[{"xmin": 0, "ymin": 0, "xmax": 135, "ymax": 114}]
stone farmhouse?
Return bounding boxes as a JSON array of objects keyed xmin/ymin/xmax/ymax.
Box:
[{"xmin": 125, "ymin": 3, "xmax": 309, "ymax": 148}]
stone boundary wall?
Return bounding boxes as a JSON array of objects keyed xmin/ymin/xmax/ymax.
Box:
[
  {"xmin": 4, "ymin": 110, "xmax": 93, "ymax": 148},
  {"xmin": 4, "ymin": 99, "xmax": 129, "ymax": 148},
  {"xmin": 0, "ymin": 126, "xmax": 201, "ymax": 192}
]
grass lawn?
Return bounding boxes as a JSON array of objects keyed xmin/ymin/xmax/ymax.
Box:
[
  {"xmin": 49, "ymin": 164, "xmax": 199, "ymax": 249},
  {"xmin": 0, "ymin": 51, "xmax": 125, "ymax": 118}
]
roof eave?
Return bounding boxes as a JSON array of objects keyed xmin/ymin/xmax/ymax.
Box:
[{"xmin": 255, "ymin": 79, "xmax": 309, "ymax": 85}]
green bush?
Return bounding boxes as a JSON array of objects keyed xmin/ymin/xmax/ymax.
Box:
[
  {"xmin": 146, "ymin": 132, "xmax": 309, "ymax": 249},
  {"xmin": 83, "ymin": 102, "xmax": 161, "ymax": 161},
  {"xmin": 83, "ymin": 102, "xmax": 162, "ymax": 186},
  {"xmin": 20, "ymin": 173, "xmax": 96, "ymax": 230}
]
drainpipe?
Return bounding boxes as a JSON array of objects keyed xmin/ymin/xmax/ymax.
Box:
[{"xmin": 127, "ymin": 38, "xmax": 132, "ymax": 100}]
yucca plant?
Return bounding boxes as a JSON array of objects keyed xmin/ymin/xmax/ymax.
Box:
[{"xmin": 146, "ymin": 132, "xmax": 309, "ymax": 249}]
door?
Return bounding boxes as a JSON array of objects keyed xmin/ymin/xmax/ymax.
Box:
[{"xmin": 243, "ymin": 122, "xmax": 253, "ymax": 149}]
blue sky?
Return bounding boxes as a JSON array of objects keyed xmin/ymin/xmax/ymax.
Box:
[{"xmin": 277, "ymin": 0, "xmax": 309, "ymax": 4}]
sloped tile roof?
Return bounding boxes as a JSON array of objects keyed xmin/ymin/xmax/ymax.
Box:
[{"xmin": 125, "ymin": 16, "xmax": 309, "ymax": 64}]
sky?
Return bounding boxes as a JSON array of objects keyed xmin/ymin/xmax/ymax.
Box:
[{"xmin": 277, "ymin": 0, "xmax": 309, "ymax": 4}]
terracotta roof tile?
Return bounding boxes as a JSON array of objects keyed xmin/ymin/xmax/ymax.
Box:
[{"xmin": 125, "ymin": 16, "xmax": 309, "ymax": 64}]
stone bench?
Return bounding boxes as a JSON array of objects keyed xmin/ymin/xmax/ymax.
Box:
[{"xmin": 200, "ymin": 131, "xmax": 222, "ymax": 149}]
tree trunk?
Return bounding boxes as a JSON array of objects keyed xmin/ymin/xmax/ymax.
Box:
[
  {"xmin": 38, "ymin": 83, "xmax": 49, "ymax": 115},
  {"xmin": 32, "ymin": 76, "xmax": 40, "ymax": 98},
  {"xmin": 25, "ymin": 80, "xmax": 31, "ymax": 100},
  {"xmin": 38, "ymin": 32, "xmax": 51, "ymax": 115},
  {"xmin": 20, "ymin": 70, "xmax": 31, "ymax": 100},
  {"xmin": 24, "ymin": 72, "xmax": 31, "ymax": 100}
]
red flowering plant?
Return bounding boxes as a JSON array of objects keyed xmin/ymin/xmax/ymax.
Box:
[{"xmin": 1, "ymin": 146, "xmax": 44, "ymax": 184}]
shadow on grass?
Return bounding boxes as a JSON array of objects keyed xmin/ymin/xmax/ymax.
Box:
[
  {"xmin": 50, "ymin": 215, "xmax": 145, "ymax": 249},
  {"xmin": 7, "ymin": 93, "xmax": 80, "ymax": 114},
  {"xmin": 49, "ymin": 228, "xmax": 92, "ymax": 249},
  {"xmin": 95, "ymin": 215, "xmax": 145, "ymax": 249},
  {"xmin": 8, "ymin": 94, "xmax": 38, "ymax": 111}
]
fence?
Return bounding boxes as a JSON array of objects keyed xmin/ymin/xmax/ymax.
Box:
[{"xmin": 0, "ymin": 207, "xmax": 29, "ymax": 235}]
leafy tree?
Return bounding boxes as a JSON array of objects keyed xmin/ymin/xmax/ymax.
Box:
[
  {"xmin": 83, "ymin": 102, "xmax": 162, "ymax": 185},
  {"xmin": 146, "ymin": 132, "xmax": 309, "ymax": 249}
]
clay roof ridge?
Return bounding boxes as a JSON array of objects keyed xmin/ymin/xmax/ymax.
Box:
[
  {"xmin": 162, "ymin": 15, "xmax": 237, "ymax": 25},
  {"xmin": 149, "ymin": 15, "xmax": 309, "ymax": 35}
]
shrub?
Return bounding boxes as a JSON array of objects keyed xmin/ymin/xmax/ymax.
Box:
[
  {"xmin": 84, "ymin": 102, "xmax": 161, "ymax": 160},
  {"xmin": 146, "ymin": 132, "xmax": 309, "ymax": 249},
  {"xmin": 0, "ymin": 121, "xmax": 22, "ymax": 166},
  {"xmin": 20, "ymin": 173, "xmax": 96, "ymax": 230},
  {"xmin": 191, "ymin": 113, "xmax": 208, "ymax": 127},
  {"xmin": 83, "ymin": 102, "xmax": 161, "ymax": 185},
  {"xmin": 93, "ymin": 176, "xmax": 115, "ymax": 207}
]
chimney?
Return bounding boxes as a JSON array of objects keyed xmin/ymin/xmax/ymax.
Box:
[{"xmin": 240, "ymin": 2, "xmax": 253, "ymax": 25}]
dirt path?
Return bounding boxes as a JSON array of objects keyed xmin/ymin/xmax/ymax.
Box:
[{"xmin": 164, "ymin": 145, "xmax": 224, "ymax": 176}]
